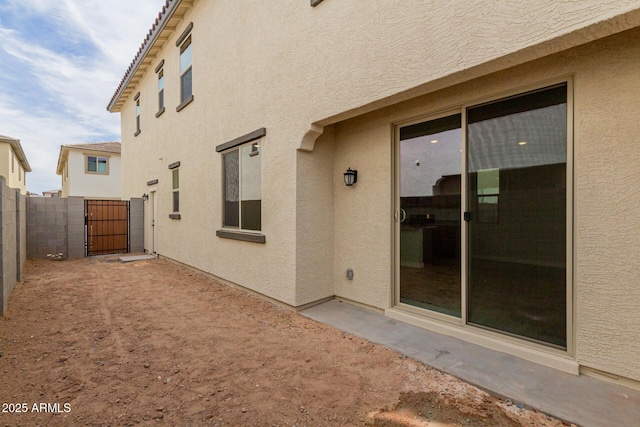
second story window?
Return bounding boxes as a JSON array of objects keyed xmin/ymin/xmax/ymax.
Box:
[
  {"xmin": 158, "ymin": 69, "xmax": 165, "ymax": 112},
  {"xmin": 176, "ymin": 22, "xmax": 193, "ymax": 112},
  {"xmin": 155, "ymin": 59, "xmax": 165, "ymax": 117},
  {"xmin": 134, "ymin": 93, "xmax": 141, "ymax": 136},
  {"xmin": 180, "ymin": 35, "xmax": 192, "ymax": 104},
  {"xmin": 87, "ymin": 156, "xmax": 108, "ymax": 174}
]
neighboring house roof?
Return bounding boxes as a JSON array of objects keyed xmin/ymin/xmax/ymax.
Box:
[
  {"xmin": 56, "ymin": 142, "xmax": 121, "ymax": 175},
  {"xmin": 0, "ymin": 134, "xmax": 32, "ymax": 172},
  {"xmin": 43, "ymin": 189, "xmax": 61, "ymax": 194},
  {"xmin": 107, "ymin": 0, "xmax": 191, "ymax": 112}
]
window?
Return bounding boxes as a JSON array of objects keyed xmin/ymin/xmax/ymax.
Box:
[
  {"xmin": 175, "ymin": 22, "xmax": 193, "ymax": 111},
  {"xmin": 18, "ymin": 164, "xmax": 22, "ymax": 181},
  {"xmin": 134, "ymin": 98, "xmax": 141, "ymax": 136},
  {"xmin": 158, "ymin": 69, "xmax": 165, "ymax": 114},
  {"xmin": 87, "ymin": 156, "xmax": 108, "ymax": 174},
  {"xmin": 222, "ymin": 142, "xmax": 261, "ymax": 231},
  {"xmin": 216, "ymin": 128, "xmax": 265, "ymax": 241},
  {"xmin": 11, "ymin": 152, "xmax": 14, "ymax": 173},
  {"xmin": 178, "ymin": 34, "xmax": 193, "ymax": 109},
  {"xmin": 172, "ymin": 168, "xmax": 179, "ymax": 213}
]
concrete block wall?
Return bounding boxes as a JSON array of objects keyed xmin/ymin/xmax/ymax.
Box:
[
  {"xmin": 0, "ymin": 177, "xmax": 25, "ymax": 316},
  {"xmin": 16, "ymin": 189, "xmax": 26, "ymax": 281},
  {"xmin": 26, "ymin": 197, "xmax": 68, "ymax": 259},
  {"xmin": 130, "ymin": 198, "xmax": 144, "ymax": 253},
  {"xmin": 26, "ymin": 197, "xmax": 144, "ymax": 260},
  {"xmin": 67, "ymin": 197, "xmax": 85, "ymax": 259}
]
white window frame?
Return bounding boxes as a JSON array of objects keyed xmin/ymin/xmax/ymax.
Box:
[{"xmin": 85, "ymin": 155, "xmax": 110, "ymax": 175}]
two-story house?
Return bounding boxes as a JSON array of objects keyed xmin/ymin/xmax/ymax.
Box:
[
  {"xmin": 107, "ymin": 0, "xmax": 640, "ymax": 389},
  {"xmin": 56, "ymin": 142, "xmax": 122, "ymax": 199}
]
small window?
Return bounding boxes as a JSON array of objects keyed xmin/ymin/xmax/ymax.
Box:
[
  {"xmin": 135, "ymin": 99, "xmax": 141, "ymax": 136},
  {"xmin": 11, "ymin": 153, "xmax": 14, "ymax": 173},
  {"xmin": 158, "ymin": 69, "xmax": 165, "ymax": 114},
  {"xmin": 223, "ymin": 142, "xmax": 261, "ymax": 231},
  {"xmin": 87, "ymin": 156, "xmax": 108, "ymax": 174},
  {"xmin": 179, "ymin": 35, "xmax": 192, "ymax": 104},
  {"xmin": 18, "ymin": 164, "xmax": 22, "ymax": 181},
  {"xmin": 172, "ymin": 168, "xmax": 179, "ymax": 213}
]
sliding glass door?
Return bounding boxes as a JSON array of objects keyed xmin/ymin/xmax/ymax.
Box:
[
  {"xmin": 399, "ymin": 114, "xmax": 462, "ymax": 317},
  {"xmin": 397, "ymin": 83, "xmax": 569, "ymax": 349},
  {"xmin": 466, "ymin": 84, "xmax": 568, "ymax": 348}
]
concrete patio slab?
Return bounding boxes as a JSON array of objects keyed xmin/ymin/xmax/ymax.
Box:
[
  {"xmin": 118, "ymin": 254, "xmax": 156, "ymax": 262},
  {"xmin": 301, "ymin": 299, "xmax": 640, "ymax": 427}
]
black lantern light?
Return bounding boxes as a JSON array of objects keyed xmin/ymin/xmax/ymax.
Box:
[
  {"xmin": 344, "ymin": 168, "xmax": 358, "ymax": 186},
  {"xmin": 142, "ymin": 194, "xmax": 149, "ymax": 201}
]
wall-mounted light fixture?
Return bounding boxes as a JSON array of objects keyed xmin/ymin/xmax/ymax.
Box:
[
  {"xmin": 142, "ymin": 194, "xmax": 149, "ymax": 202},
  {"xmin": 344, "ymin": 168, "xmax": 358, "ymax": 186}
]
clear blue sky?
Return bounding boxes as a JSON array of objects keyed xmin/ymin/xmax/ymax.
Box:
[{"xmin": 0, "ymin": 0, "xmax": 166, "ymax": 194}]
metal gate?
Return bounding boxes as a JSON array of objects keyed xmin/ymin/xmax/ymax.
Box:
[{"xmin": 85, "ymin": 200, "xmax": 130, "ymax": 256}]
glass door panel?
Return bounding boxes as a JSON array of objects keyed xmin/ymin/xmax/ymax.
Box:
[
  {"xmin": 399, "ymin": 114, "xmax": 462, "ymax": 317},
  {"xmin": 466, "ymin": 84, "xmax": 568, "ymax": 348}
]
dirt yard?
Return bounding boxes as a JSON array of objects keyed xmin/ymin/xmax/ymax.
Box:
[{"xmin": 0, "ymin": 257, "xmax": 573, "ymax": 426}]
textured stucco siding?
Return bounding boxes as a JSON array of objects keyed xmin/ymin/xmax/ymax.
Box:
[
  {"xmin": 0, "ymin": 145, "xmax": 9, "ymax": 185},
  {"xmin": 572, "ymin": 31, "xmax": 640, "ymax": 382},
  {"xmin": 330, "ymin": 28, "xmax": 640, "ymax": 381},
  {"xmin": 121, "ymin": 3, "xmax": 297, "ymax": 305},
  {"xmin": 115, "ymin": 1, "xmax": 640, "ymax": 381},
  {"xmin": 0, "ymin": 143, "xmax": 27, "ymax": 195},
  {"xmin": 295, "ymin": 127, "xmax": 335, "ymax": 305}
]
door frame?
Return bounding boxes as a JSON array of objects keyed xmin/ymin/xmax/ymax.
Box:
[
  {"xmin": 391, "ymin": 76, "xmax": 575, "ymax": 361},
  {"xmin": 393, "ymin": 108, "xmax": 465, "ymax": 327},
  {"xmin": 149, "ymin": 189, "xmax": 157, "ymax": 254},
  {"xmin": 84, "ymin": 199, "xmax": 130, "ymax": 256}
]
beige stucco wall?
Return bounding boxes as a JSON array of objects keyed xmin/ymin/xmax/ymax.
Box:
[
  {"xmin": 0, "ymin": 144, "xmax": 27, "ymax": 195},
  {"xmin": 63, "ymin": 150, "xmax": 122, "ymax": 199},
  {"xmin": 116, "ymin": 1, "xmax": 640, "ymax": 382},
  {"xmin": 330, "ymin": 28, "xmax": 640, "ymax": 382}
]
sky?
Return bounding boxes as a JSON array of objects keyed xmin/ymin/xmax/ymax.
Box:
[{"xmin": 0, "ymin": 0, "xmax": 167, "ymax": 194}]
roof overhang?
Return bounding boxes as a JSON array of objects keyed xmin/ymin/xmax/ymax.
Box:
[
  {"xmin": 56, "ymin": 145, "xmax": 68, "ymax": 175},
  {"xmin": 0, "ymin": 135, "xmax": 32, "ymax": 172},
  {"xmin": 107, "ymin": 0, "xmax": 194, "ymax": 113}
]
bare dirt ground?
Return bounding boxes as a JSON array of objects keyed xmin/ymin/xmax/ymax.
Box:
[{"xmin": 0, "ymin": 257, "xmax": 574, "ymax": 426}]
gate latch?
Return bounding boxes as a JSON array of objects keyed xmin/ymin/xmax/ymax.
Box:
[{"xmin": 463, "ymin": 211, "xmax": 472, "ymax": 222}]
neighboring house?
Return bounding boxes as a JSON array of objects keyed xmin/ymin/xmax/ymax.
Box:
[
  {"xmin": 42, "ymin": 189, "xmax": 61, "ymax": 198},
  {"xmin": 56, "ymin": 142, "xmax": 122, "ymax": 199},
  {"xmin": 107, "ymin": 1, "xmax": 640, "ymax": 388},
  {"xmin": 0, "ymin": 134, "xmax": 31, "ymax": 194}
]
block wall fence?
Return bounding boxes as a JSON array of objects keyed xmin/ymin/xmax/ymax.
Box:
[
  {"xmin": 0, "ymin": 177, "xmax": 26, "ymax": 316},
  {"xmin": 0, "ymin": 194, "xmax": 143, "ymax": 315}
]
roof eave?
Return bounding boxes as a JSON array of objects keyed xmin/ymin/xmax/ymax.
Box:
[
  {"xmin": 1, "ymin": 138, "xmax": 32, "ymax": 173},
  {"xmin": 55, "ymin": 146, "xmax": 67, "ymax": 175},
  {"xmin": 107, "ymin": 0, "xmax": 183, "ymax": 113}
]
